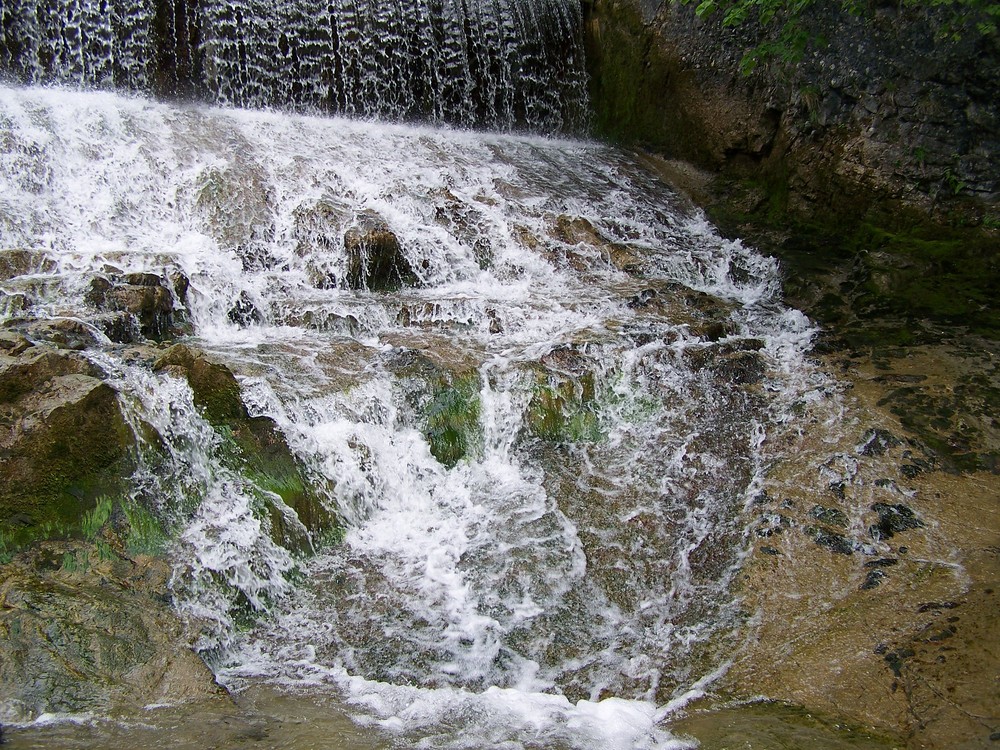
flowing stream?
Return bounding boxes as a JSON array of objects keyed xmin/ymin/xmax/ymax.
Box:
[
  {"xmin": 1, "ymin": 2, "xmax": 823, "ymax": 746},
  {"xmin": 0, "ymin": 83, "xmax": 820, "ymax": 748}
]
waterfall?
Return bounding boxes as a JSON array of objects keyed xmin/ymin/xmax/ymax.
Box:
[
  {"xmin": 0, "ymin": 83, "xmax": 821, "ymax": 747},
  {"xmin": 0, "ymin": 0, "xmax": 590, "ymax": 132}
]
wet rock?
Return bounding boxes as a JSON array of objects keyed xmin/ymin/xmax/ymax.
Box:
[
  {"xmin": 10, "ymin": 318, "xmax": 104, "ymax": 351},
  {"xmin": 683, "ymin": 344, "xmax": 766, "ymax": 385},
  {"xmin": 383, "ymin": 349, "xmax": 484, "ymax": 467},
  {"xmin": 869, "ymin": 502, "xmax": 925, "ymax": 541},
  {"xmin": 713, "ymin": 349, "xmax": 766, "ymax": 385},
  {"xmin": 344, "ymin": 211, "xmax": 416, "ymax": 292},
  {"xmin": 152, "ymin": 345, "xmax": 338, "ymax": 548},
  {"xmin": 755, "ymin": 512, "xmax": 791, "ymax": 537},
  {"xmin": 525, "ymin": 346, "xmax": 600, "ymax": 444},
  {"xmin": 0, "ymin": 348, "xmax": 134, "ymax": 531},
  {"xmin": 106, "ymin": 285, "xmax": 174, "ymax": 340},
  {"xmin": 805, "ymin": 525, "xmax": 856, "ymax": 555},
  {"xmin": 432, "ymin": 188, "xmax": 494, "ymax": 269},
  {"xmin": 549, "ymin": 215, "xmax": 643, "ymax": 273},
  {"xmin": 809, "ymin": 505, "xmax": 849, "ymax": 528},
  {"xmin": 0, "ymin": 249, "xmax": 56, "ymax": 281},
  {"xmin": 91, "ymin": 311, "xmax": 140, "ymax": 344},
  {"xmin": 0, "ymin": 347, "xmax": 98, "ymax": 403},
  {"xmin": 0, "ymin": 331, "xmax": 32, "ymax": 356},
  {"xmin": 0, "ymin": 289, "xmax": 31, "ymax": 317},
  {"xmin": 0, "ymin": 542, "xmax": 223, "ymax": 721},
  {"xmin": 857, "ymin": 428, "xmax": 902, "ymax": 456},
  {"xmin": 87, "ymin": 273, "xmax": 179, "ymax": 341},
  {"xmin": 293, "ymin": 200, "xmax": 345, "ymax": 287},
  {"xmin": 628, "ymin": 288, "xmax": 659, "ymax": 308},
  {"xmin": 153, "ymin": 344, "xmax": 248, "ymax": 425},
  {"xmin": 192, "ymin": 161, "xmax": 276, "ymax": 271},
  {"xmin": 227, "ymin": 291, "xmax": 263, "ymax": 327},
  {"xmin": 423, "ymin": 373, "xmax": 483, "ymax": 467}
]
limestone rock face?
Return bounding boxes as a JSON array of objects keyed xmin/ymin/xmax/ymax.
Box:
[
  {"xmin": 585, "ymin": 0, "xmax": 999, "ymax": 224},
  {"xmin": 0, "ymin": 346, "xmax": 134, "ymax": 531},
  {"xmin": 0, "ymin": 543, "xmax": 223, "ymax": 722}
]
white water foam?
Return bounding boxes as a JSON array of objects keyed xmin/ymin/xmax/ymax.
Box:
[{"xmin": 0, "ymin": 84, "xmax": 822, "ymax": 748}]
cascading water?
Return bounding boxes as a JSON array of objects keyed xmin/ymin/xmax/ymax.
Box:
[
  {"xmin": 0, "ymin": 82, "xmax": 822, "ymax": 748},
  {"xmin": 0, "ymin": 0, "xmax": 589, "ymax": 132}
]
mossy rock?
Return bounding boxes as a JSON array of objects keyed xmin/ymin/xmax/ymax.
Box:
[
  {"xmin": 524, "ymin": 348, "xmax": 601, "ymax": 444},
  {"xmin": 0, "ymin": 541, "xmax": 222, "ymax": 720},
  {"xmin": 229, "ymin": 416, "xmax": 338, "ymax": 541},
  {"xmin": 423, "ymin": 373, "xmax": 482, "ymax": 467},
  {"xmin": 153, "ymin": 345, "xmax": 340, "ymax": 548},
  {"xmin": 0, "ymin": 358, "xmax": 135, "ymax": 536},
  {"xmin": 153, "ymin": 344, "xmax": 248, "ymax": 425},
  {"xmin": 381, "ymin": 348, "xmax": 484, "ymax": 467}
]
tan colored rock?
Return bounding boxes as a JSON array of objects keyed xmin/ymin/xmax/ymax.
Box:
[{"xmin": 0, "ymin": 542, "xmax": 224, "ymax": 722}]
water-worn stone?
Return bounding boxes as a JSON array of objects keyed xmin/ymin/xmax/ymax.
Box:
[
  {"xmin": 344, "ymin": 211, "xmax": 417, "ymax": 291},
  {"xmin": 87, "ymin": 272, "xmax": 180, "ymax": 340},
  {"xmin": 0, "ymin": 542, "xmax": 223, "ymax": 722},
  {"xmin": 0, "ymin": 249, "xmax": 56, "ymax": 281},
  {"xmin": 152, "ymin": 344, "xmax": 338, "ymax": 549},
  {"xmin": 154, "ymin": 344, "xmax": 248, "ymax": 425},
  {"xmin": 0, "ymin": 347, "xmax": 133, "ymax": 532}
]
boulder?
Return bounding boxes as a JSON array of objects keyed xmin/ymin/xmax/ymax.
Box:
[
  {"xmin": 0, "ymin": 347, "xmax": 135, "ymax": 532},
  {"xmin": 343, "ymin": 211, "xmax": 417, "ymax": 291},
  {"xmin": 0, "ymin": 542, "xmax": 223, "ymax": 722}
]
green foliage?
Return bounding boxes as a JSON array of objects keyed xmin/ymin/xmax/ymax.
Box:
[{"xmin": 680, "ymin": 0, "xmax": 999, "ymax": 72}]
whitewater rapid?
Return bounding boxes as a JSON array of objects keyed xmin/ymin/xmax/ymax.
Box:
[{"xmin": 0, "ymin": 84, "xmax": 820, "ymax": 748}]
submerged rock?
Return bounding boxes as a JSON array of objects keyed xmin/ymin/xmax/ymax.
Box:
[
  {"xmin": 525, "ymin": 345, "xmax": 600, "ymax": 444},
  {"xmin": 383, "ymin": 348, "xmax": 484, "ymax": 467},
  {"xmin": 153, "ymin": 344, "xmax": 339, "ymax": 550}
]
